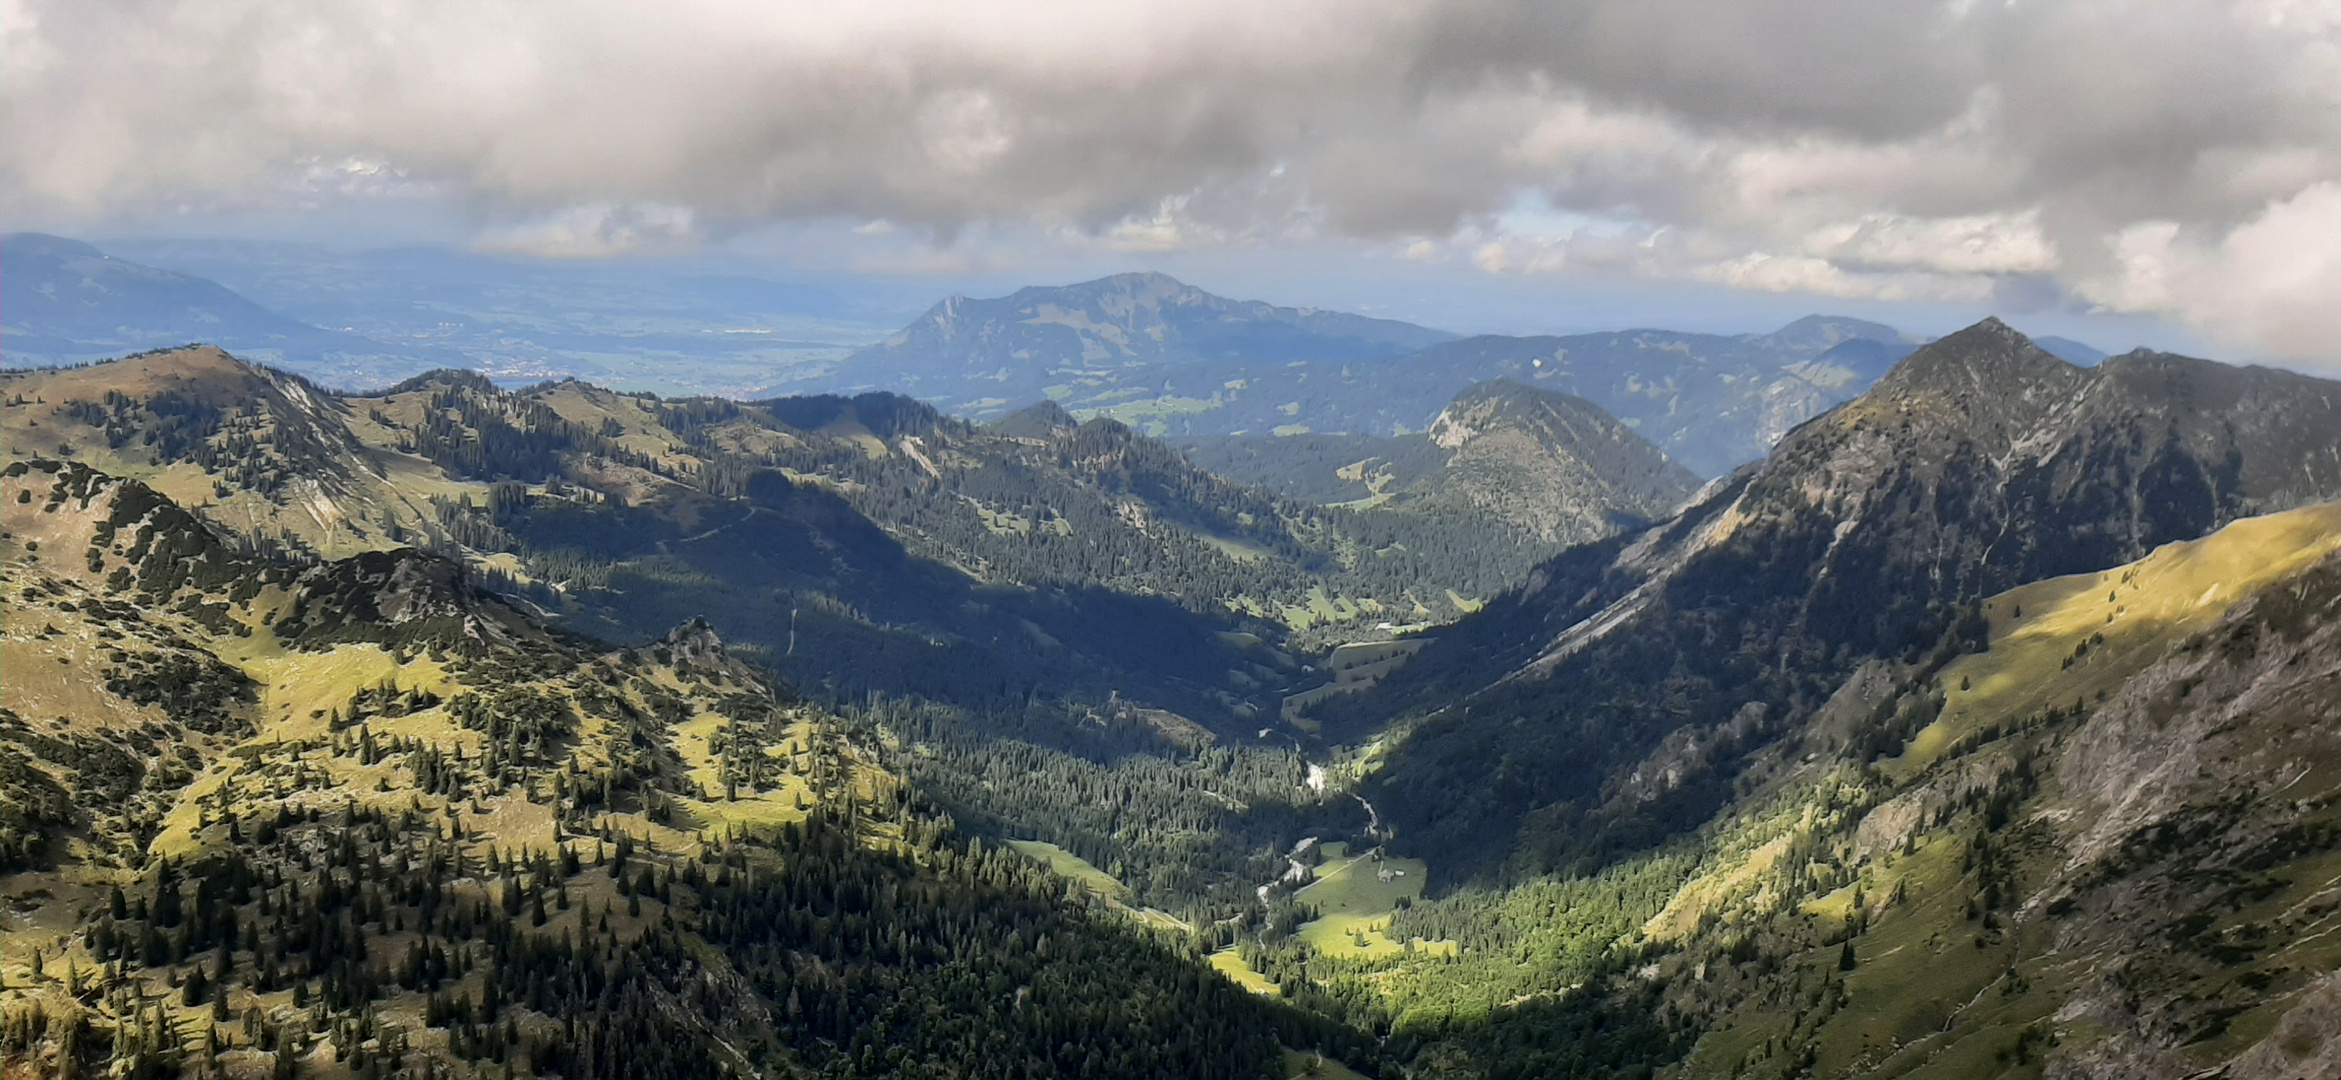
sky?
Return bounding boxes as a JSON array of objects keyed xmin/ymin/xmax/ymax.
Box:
[{"xmin": 6, "ymin": 0, "xmax": 2339, "ymax": 366}]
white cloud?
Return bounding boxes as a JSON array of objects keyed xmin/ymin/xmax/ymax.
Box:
[
  {"xmin": 1096, "ymin": 195, "xmax": 1224, "ymax": 252},
  {"xmin": 1468, "ymin": 218, "xmax": 2004, "ymax": 305},
  {"xmin": 3, "ymin": 0, "xmax": 2338, "ymax": 362},
  {"xmin": 1798, "ymin": 211, "xmax": 2056, "ymax": 277},
  {"xmin": 2075, "ymin": 183, "xmax": 2341, "ymax": 364},
  {"xmin": 472, "ymin": 202, "xmax": 700, "ymax": 258},
  {"xmin": 1697, "ymin": 253, "xmax": 1994, "ymax": 304}
]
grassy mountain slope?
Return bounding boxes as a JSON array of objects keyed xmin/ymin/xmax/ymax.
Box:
[
  {"xmin": 0, "ymin": 459, "xmax": 1354, "ymax": 1079},
  {"xmin": 1656, "ymin": 502, "xmax": 2341, "ymax": 1080},
  {"xmin": 1, "ymin": 346, "xmax": 482, "ymax": 562},
  {"xmin": 6, "ymin": 348, "xmax": 1652, "ymax": 949},
  {"xmin": 1228, "ymin": 501, "xmax": 2341, "ymax": 1080}
]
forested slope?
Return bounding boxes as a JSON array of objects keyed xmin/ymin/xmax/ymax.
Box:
[{"xmin": 0, "ymin": 459, "xmax": 1359, "ymax": 1079}]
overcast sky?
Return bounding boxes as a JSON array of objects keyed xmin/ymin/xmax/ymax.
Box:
[{"xmin": 6, "ymin": 0, "xmax": 2338, "ymax": 365}]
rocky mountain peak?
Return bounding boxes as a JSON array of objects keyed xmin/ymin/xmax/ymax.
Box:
[
  {"xmin": 1869, "ymin": 317, "xmax": 2074, "ymax": 394},
  {"xmin": 1346, "ymin": 327, "xmax": 2341, "ymax": 876},
  {"xmin": 659, "ymin": 614, "xmax": 778, "ymax": 690},
  {"xmin": 1850, "ymin": 317, "xmax": 2087, "ymax": 439}
]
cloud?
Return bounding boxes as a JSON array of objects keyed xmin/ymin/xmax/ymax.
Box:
[
  {"xmin": 1461, "ymin": 220, "xmax": 2003, "ymax": 305},
  {"xmin": 472, "ymin": 202, "xmax": 700, "ymax": 258},
  {"xmin": 1798, "ymin": 211, "xmax": 2056, "ymax": 277},
  {"xmin": 3, "ymin": 0, "xmax": 2338, "ymax": 363},
  {"xmin": 2074, "ymin": 182, "xmax": 2341, "ymax": 362}
]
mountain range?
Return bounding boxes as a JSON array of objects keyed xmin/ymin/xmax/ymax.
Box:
[
  {"xmin": 7, "ymin": 283, "xmax": 2339, "ymax": 1080},
  {"xmin": 9, "ymin": 233, "xmax": 2130, "ymax": 479},
  {"xmin": 1, "ymin": 234, "xmax": 467, "ymax": 386},
  {"xmin": 828, "ymin": 273, "xmax": 1933, "ymax": 476},
  {"xmin": 1338, "ymin": 317, "xmax": 2341, "ymax": 871},
  {"xmin": 0, "ymin": 346, "xmax": 1692, "ymax": 733}
]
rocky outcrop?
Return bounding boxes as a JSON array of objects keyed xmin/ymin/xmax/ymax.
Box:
[
  {"xmin": 2025, "ymin": 552, "xmax": 2341, "ymax": 1077},
  {"xmin": 276, "ymin": 547, "xmax": 552, "ymax": 651}
]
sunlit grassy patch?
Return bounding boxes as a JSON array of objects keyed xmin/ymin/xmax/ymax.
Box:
[
  {"xmin": 1007, "ymin": 839, "xmax": 1125, "ymax": 899},
  {"xmin": 1900, "ymin": 501, "xmax": 2341, "ymax": 775},
  {"xmin": 1282, "ymin": 1047, "xmax": 1372, "ymax": 1079},
  {"xmin": 1006, "ymin": 839, "xmax": 1194, "ymax": 932},
  {"xmin": 1212, "ymin": 947, "xmax": 1281, "ymax": 995},
  {"xmin": 1295, "ymin": 843, "xmax": 1435, "ymax": 960}
]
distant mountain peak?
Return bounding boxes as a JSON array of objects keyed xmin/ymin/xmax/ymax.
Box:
[
  {"xmin": 1416, "ymin": 378, "xmax": 1700, "ymax": 542},
  {"xmin": 1001, "ymin": 270, "xmax": 1208, "ymax": 313},
  {"xmin": 1759, "ymin": 313, "xmax": 1909, "ymax": 353},
  {"xmin": 2033, "ymin": 334, "xmax": 2111, "ymax": 366},
  {"xmin": 1429, "ymin": 377, "xmax": 1612, "ymax": 449},
  {"xmin": 844, "ymin": 273, "xmax": 1456, "ymax": 404},
  {"xmin": 1077, "ymin": 269, "xmax": 1188, "ymax": 290},
  {"xmin": 2, "ymin": 233, "xmax": 440, "ymax": 385},
  {"xmin": 3, "ymin": 231, "xmax": 106, "ymax": 259},
  {"xmin": 988, "ymin": 398, "xmax": 1080, "ymax": 439}
]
